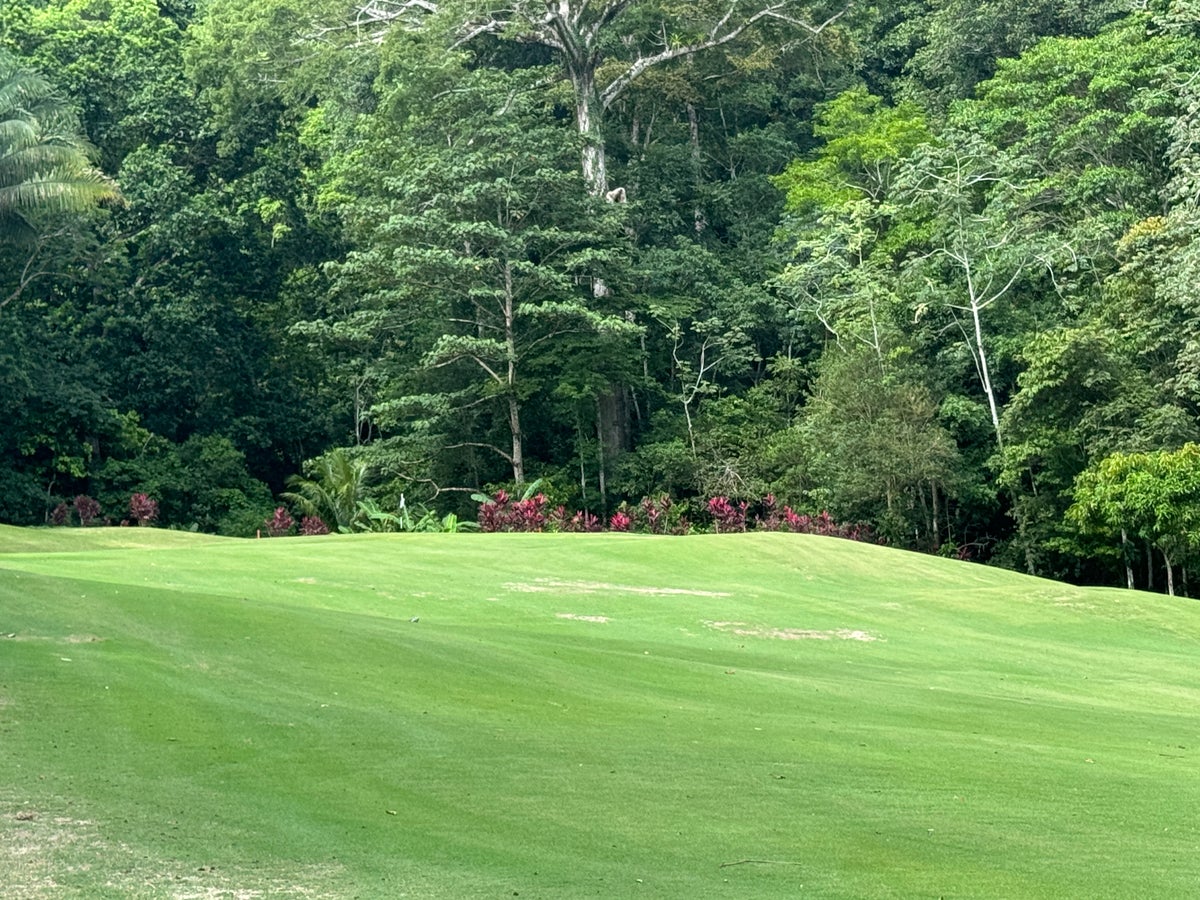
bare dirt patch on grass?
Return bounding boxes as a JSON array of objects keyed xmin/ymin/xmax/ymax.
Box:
[
  {"xmin": 507, "ymin": 578, "xmax": 730, "ymax": 597},
  {"xmin": 1, "ymin": 805, "xmax": 345, "ymax": 899},
  {"xmin": 704, "ymin": 621, "xmax": 881, "ymax": 642},
  {"xmin": 2, "ymin": 633, "xmax": 104, "ymax": 645}
]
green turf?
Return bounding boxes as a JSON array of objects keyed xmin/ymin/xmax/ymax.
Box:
[{"xmin": 1, "ymin": 525, "xmax": 1198, "ymax": 897}]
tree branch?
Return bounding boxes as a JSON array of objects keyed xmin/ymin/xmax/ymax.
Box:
[{"xmin": 599, "ymin": 4, "xmax": 845, "ymax": 109}]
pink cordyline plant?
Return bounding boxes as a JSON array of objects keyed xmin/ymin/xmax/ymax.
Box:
[
  {"xmin": 129, "ymin": 493, "xmax": 159, "ymax": 526},
  {"xmin": 265, "ymin": 506, "xmax": 294, "ymax": 537},
  {"xmin": 707, "ymin": 496, "xmax": 748, "ymax": 533},
  {"xmin": 609, "ymin": 510, "xmax": 632, "ymax": 532},
  {"xmin": 74, "ymin": 495, "xmax": 101, "ymax": 527},
  {"xmin": 300, "ymin": 515, "xmax": 330, "ymax": 535}
]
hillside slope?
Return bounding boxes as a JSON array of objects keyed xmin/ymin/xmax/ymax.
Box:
[{"xmin": 1, "ymin": 530, "xmax": 1198, "ymax": 898}]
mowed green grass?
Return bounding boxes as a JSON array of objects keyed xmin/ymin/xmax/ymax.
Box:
[{"xmin": 1, "ymin": 525, "xmax": 1197, "ymax": 898}]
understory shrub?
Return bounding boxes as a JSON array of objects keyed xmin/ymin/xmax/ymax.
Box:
[{"xmin": 474, "ymin": 489, "xmax": 870, "ymax": 540}]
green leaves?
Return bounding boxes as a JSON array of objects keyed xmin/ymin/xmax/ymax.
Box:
[{"xmin": 0, "ymin": 49, "xmax": 118, "ymax": 243}]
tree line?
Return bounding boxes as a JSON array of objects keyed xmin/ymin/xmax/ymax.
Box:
[{"xmin": 3, "ymin": 0, "xmax": 1200, "ymax": 594}]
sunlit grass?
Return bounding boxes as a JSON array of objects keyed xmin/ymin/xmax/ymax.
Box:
[{"xmin": 1, "ymin": 528, "xmax": 1197, "ymax": 897}]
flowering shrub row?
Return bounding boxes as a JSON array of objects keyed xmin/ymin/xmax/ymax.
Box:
[{"xmin": 475, "ymin": 490, "xmax": 871, "ymax": 541}]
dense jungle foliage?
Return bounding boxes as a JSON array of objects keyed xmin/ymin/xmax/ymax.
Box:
[{"xmin": 4, "ymin": 0, "xmax": 1200, "ymax": 594}]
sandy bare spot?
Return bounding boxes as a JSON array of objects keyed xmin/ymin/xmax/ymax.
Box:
[
  {"xmin": 293, "ymin": 577, "xmax": 317, "ymax": 584},
  {"xmin": 3, "ymin": 633, "xmax": 104, "ymax": 645},
  {"xmin": 555, "ymin": 613, "xmax": 610, "ymax": 623},
  {"xmin": 704, "ymin": 621, "xmax": 881, "ymax": 642},
  {"xmin": 507, "ymin": 579, "xmax": 730, "ymax": 597},
  {"xmin": 1, "ymin": 807, "xmax": 344, "ymax": 899}
]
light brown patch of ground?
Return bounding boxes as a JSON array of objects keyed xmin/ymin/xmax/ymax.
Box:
[
  {"xmin": 3, "ymin": 634, "xmax": 104, "ymax": 645},
  {"xmin": 1, "ymin": 806, "xmax": 344, "ymax": 899},
  {"xmin": 555, "ymin": 613, "xmax": 610, "ymax": 623},
  {"xmin": 507, "ymin": 578, "xmax": 730, "ymax": 597},
  {"xmin": 704, "ymin": 621, "xmax": 881, "ymax": 642}
]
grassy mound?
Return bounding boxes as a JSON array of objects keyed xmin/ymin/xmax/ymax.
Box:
[{"xmin": 1, "ymin": 530, "xmax": 1197, "ymax": 898}]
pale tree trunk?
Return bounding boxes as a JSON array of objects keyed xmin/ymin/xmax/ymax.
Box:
[
  {"xmin": 573, "ymin": 69, "xmax": 608, "ymax": 197},
  {"xmin": 1164, "ymin": 548, "xmax": 1175, "ymax": 597},
  {"xmin": 931, "ymin": 481, "xmax": 941, "ymax": 549},
  {"xmin": 503, "ymin": 262, "xmax": 525, "ymax": 485},
  {"xmin": 1121, "ymin": 528, "xmax": 1134, "ymax": 590},
  {"xmin": 970, "ymin": 296, "xmax": 1002, "ymax": 447},
  {"xmin": 687, "ymin": 102, "xmax": 706, "ymax": 234}
]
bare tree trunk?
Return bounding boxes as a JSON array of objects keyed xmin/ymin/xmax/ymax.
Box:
[
  {"xmin": 931, "ymin": 481, "xmax": 941, "ymax": 550},
  {"xmin": 1164, "ymin": 548, "xmax": 1176, "ymax": 597},
  {"xmin": 970, "ymin": 297, "xmax": 1002, "ymax": 448},
  {"xmin": 595, "ymin": 401, "xmax": 607, "ymax": 513},
  {"xmin": 503, "ymin": 262, "xmax": 524, "ymax": 485},
  {"xmin": 508, "ymin": 395, "xmax": 525, "ymax": 486},
  {"xmin": 687, "ymin": 101, "xmax": 706, "ymax": 234},
  {"xmin": 568, "ymin": 66, "xmax": 608, "ymax": 197},
  {"xmin": 1121, "ymin": 528, "xmax": 1134, "ymax": 590}
]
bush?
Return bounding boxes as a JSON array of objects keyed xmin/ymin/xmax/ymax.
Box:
[
  {"xmin": 129, "ymin": 493, "xmax": 158, "ymax": 526},
  {"xmin": 265, "ymin": 506, "xmax": 294, "ymax": 537},
  {"xmin": 74, "ymin": 495, "xmax": 101, "ymax": 527}
]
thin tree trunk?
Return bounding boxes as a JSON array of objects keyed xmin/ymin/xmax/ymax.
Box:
[
  {"xmin": 971, "ymin": 298, "xmax": 1002, "ymax": 448},
  {"xmin": 931, "ymin": 481, "xmax": 941, "ymax": 550},
  {"xmin": 503, "ymin": 262, "xmax": 524, "ymax": 486},
  {"xmin": 595, "ymin": 401, "xmax": 607, "ymax": 513},
  {"xmin": 576, "ymin": 411, "xmax": 587, "ymax": 502},
  {"xmin": 1121, "ymin": 528, "xmax": 1134, "ymax": 590},
  {"xmin": 1164, "ymin": 548, "xmax": 1175, "ymax": 597},
  {"xmin": 1146, "ymin": 540, "xmax": 1154, "ymax": 591},
  {"xmin": 687, "ymin": 102, "xmax": 705, "ymax": 234}
]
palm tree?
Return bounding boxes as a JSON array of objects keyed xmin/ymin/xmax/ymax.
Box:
[
  {"xmin": 281, "ymin": 448, "xmax": 370, "ymax": 532},
  {"xmin": 0, "ymin": 49, "xmax": 118, "ymax": 243}
]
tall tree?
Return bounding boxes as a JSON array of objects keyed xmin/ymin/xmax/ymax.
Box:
[
  {"xmin": 335, "ymin": 0, "xmax": 847, "ymax": 197},
  {"xmin": 308, "ymin": 42, "xmax": 634, "ymax": 489}
]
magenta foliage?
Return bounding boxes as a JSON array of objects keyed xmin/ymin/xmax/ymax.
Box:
[
  {"xmin": 73, "ymin": 495, "xmax": 101, "ymax": 527},
  {"xmin": 300, "ymin": 515, "xmax": 330, "ymax": 535},
  {"xmin": 735, "ymin": 493, "xmax": 873, "ymax": 541},
  {"xmin": 49, "ymin": 502, "xmax": 70, "ymax": 526},
  {"xmin": 129, "ymin": 493, "xmax": 159, "ymax": 526},
  {"xmin": 639, "ymin": 494, "xmax": 672, "ymax": 534},
  {"xmin": 549, "ymin": 506, "xmax": 602, "ymax": 533},
  {"xmin": 477, "ymin": 490, "xmax": 549, "ymax": 533},
  {"xmin": 609, "ymin": 510, "xmax": 632, "ymax": 532},
  {"xmin": 265, "ymin": 506, "xmax": 295, "ymax": 537},
  {"xmin": 707, "ymin": 496, "xmax": 748, "ymax": 533}
]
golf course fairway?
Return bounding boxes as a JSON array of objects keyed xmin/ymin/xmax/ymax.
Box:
[{"xmin": 1, "ymin": 525, "xmax": 1197, "ymax": 898}]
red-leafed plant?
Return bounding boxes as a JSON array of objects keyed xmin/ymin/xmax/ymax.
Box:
[
  {"xmin": 639, "ymin": 494, "xmax": 672, "ymax": 534},
  {"xmin": 609, "ymin": 510, "xmax": 632, "ymax": 532},
  {"xmin": 129, "ymin": 493, "xmax": 159, "ymax": 526},
  {"xmin": 300, "ymin": 515, "xmax": 330, "ymax": 535},
  {"xmin": 265, "ymin": 506, "xmax": 295, "ymax": 537},
  {"xmin": 549, "ymin": 506, "xmax": 602, "ymax": 533},
  {"xmin": 74, "ymin": 495, "xmax": 101, "ymax": 527},
  {"xmin": 707, "ymin": 496, "xmax": 748, "ymax": 533},
  {"xmin": 49, "ymin": 502, "xmax": 70, "ymax": 526},
  {"xmin": 476, "ymin": 487, "xmax": 550, "ymax": 533}
]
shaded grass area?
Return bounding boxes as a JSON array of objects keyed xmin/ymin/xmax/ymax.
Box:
[{"xmin": 1, "ymin": 530, "xmax": 1198, "ymax": 897}]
